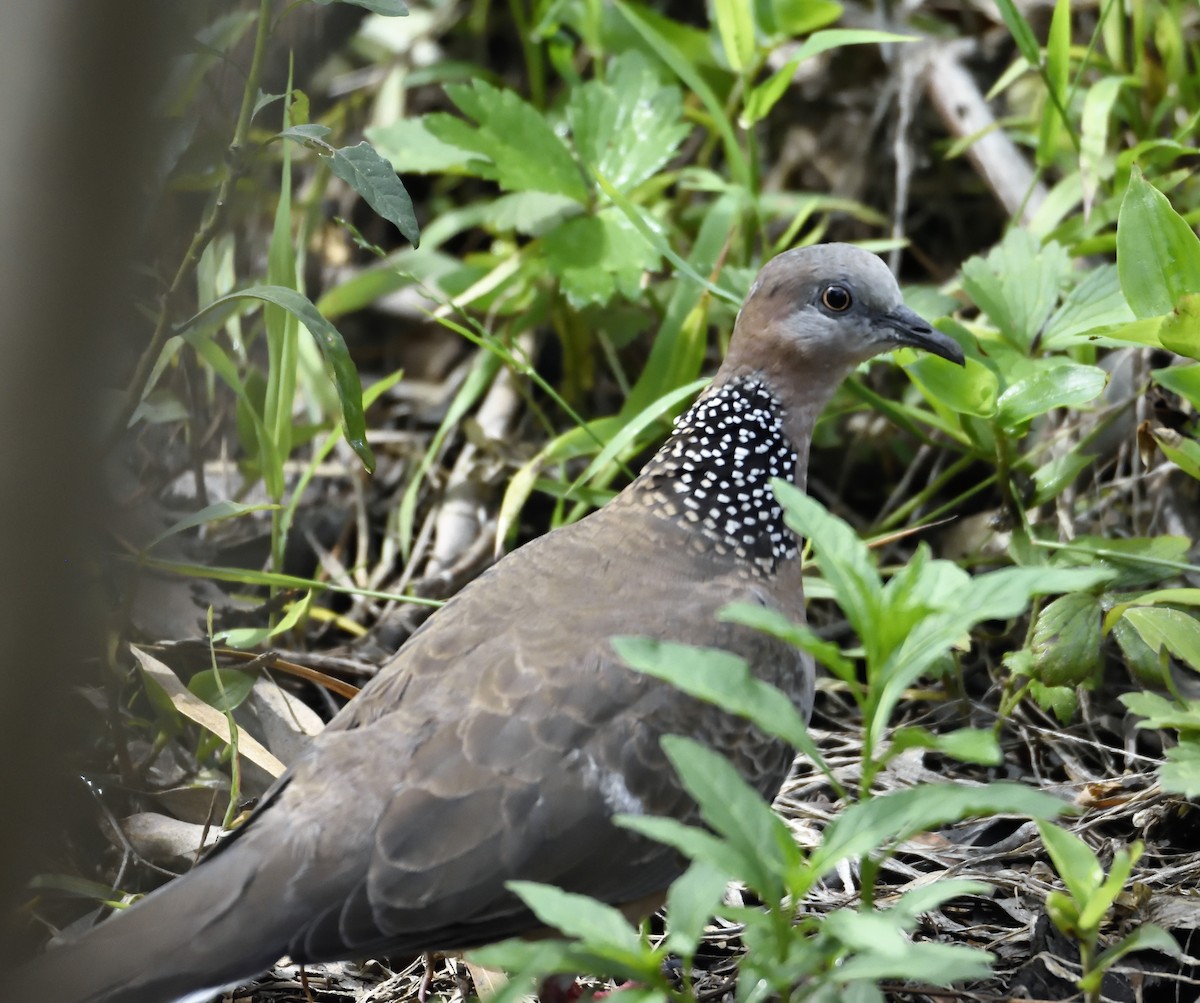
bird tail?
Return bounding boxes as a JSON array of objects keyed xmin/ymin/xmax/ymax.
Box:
[{"xmin": 8, "ymin": 831, "xmax": 298, "ymax": 1003}]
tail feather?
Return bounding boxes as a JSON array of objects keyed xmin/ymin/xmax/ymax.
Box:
[{"xmin": 9, "ymin": 836, "xmax": 296, "ymax": 1003}]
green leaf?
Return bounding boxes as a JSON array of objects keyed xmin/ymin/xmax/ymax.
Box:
[
  {"xmin": 1151, "ymin": 427, "xmax": 1200, "ymax": 481},
  {"xmin": 720, "ymin": 602, "xmax": 857, "ymax": 683},
  {"xmin": 773, "ymin": 482, "xmax": 882, "ymax": 656},
  {"xmin": 180, "ymin": 286, "xmax": 374, "ymax": 473},
  {"xmin": 1028, "ymin": 592, "xmax": 1103, "ymax": 688},
  {"xmin": 366, "ymin": 117, "xmax": 476, "ymax": 173},
  {"xmin": 659, "ymin": 736, "xmax": 799, "ymax": 907},
  {"xmin": 1036, "ymin": 821, "xmax": 1102, "ymax": 910},
  {"xmin": 540, "ymin": 209, "xmax": 661, "ymax": 307},
  {"xmin": 906, "ymin": 350, "xmax": 998, "ymax": 418},
  {"xmin": 960, "ymin": 230, "xmax": 1072, "ymax": 350},
  {"xmin": 1088, "ymin": 925, "xmax": 1182, "ymax": 983},
  {"xmin": 1160, "ymin": 741, "xmax": 1200, "ymax": 798},
  {"xmin": 812, "ymin": 783, "xmax": 1066, "ymax": 879},
  {"xmin": 665, "ymin": 861, "xmax": 729, "ymax": 956},
  {"xmin": 1157, "ymin": 293, "xmax": 1200, "ymax": 360},
  {"xmin": 1049, "ymin": 535, "xmax": 1193, "ymax": 589},
  {"xmin": 427, "ymin": 81, "xmax": 587, "ymax": 202},
  {"xmin": 1036, "ymin": 0, "xmax": 1070, "ymax": 167},
  {"xmin": 993, "ymin": 359, "xmax": 1104, "ymax": 427},
  {"xmin": 567, "ymin": 51, "xmax": 692, "ymax": 193},
  {"xmin": 1080, "ymin": 76, "xmax": 1134, "ymax": 213},
  {"xmin": 764, "ymin": 0, "xmax": 842, "ymax": 38},
  {"xmin": 1122, "ymin": 607, "xmax": 1200, "ymax": 673},
  {"xmin": 1117, "ymin": 165, "xmax": 1200, "ymax": 317},
  {"xmin": 143, "ymin": 501, "xmax": 280, "ymax": 551},
  {"xmin": 889, "ymin": 727, "xmax": 1003, "ymax": 766},
  {"xmin": 1120, "ymin": 692, "xmax": 1200, "ymax": 736},
  {"xmin": 993, "ymin": 0, "xmax": 1041, "ymax": 64},
  {"xmin": 888, "ymin": 879, "xmax": 991, "ymax": 923},
  {"xmin": 1153, "ymin": 362, "xmax": 1200, "ymax": 408},
  {"xmin": 324, "ymin": 141, "xmax": 420, "ymax": 246},
  {"xmin": 611, "ymin": 637, "xmax": 834, "ymax": 791},
  {"xmin": 188, "ymin": 668, "xmax": 255, "ymax": 713},
  {"xmin": 312, "ymin": 0, "xmax": 407, "ymax": 14},
  {"xmin": 1041, "ymin": 265, "xmax": 1135, "ymax": 348},
  {"xmin": 833, "ymin": 938, "xmax": 993, "ymax": 984},
  {"xmin": 742, "ymin": 29, "xmax": 915, "ymax": 126},
  {"xmin": 713, "ymin": 0, "xmax": 756, "ymax": 71},
  {"xmin": 506, "ymin": 882, "xmax": 641, "ymax": 954}
]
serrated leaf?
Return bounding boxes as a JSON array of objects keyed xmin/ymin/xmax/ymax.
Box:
[
  {"xmin": 540, "ymin": 210, "xmax": 660, "ymax": 307},
  {"xmin": 1028, "ymin": 592, "xmax": 1103, "ymax": 688},
  {"xmin": 1160, "ymin": 741, "xmax": 1200, "ymax": 798},
  {"xmin": 428, "ymin": 80, "xmax": 587, "ymax": 202},
  {"xmin": 960, "ymin": 230, "xmax": 1072, "ymax": 350},
  {"xmin": 1117, "ymin": 166, "xmax": 1200, "ymax": 317},
  {"xmin": 1041, "ymin": 265, "xmax": 1135, "ymax": 347},
  {"xmin": 366, "ymin": 117, "xmax": 475, "ymax": 173},
  {"xmin": 1119, "ymin": 691, "xmax": 1200, "ymax": 731},
  {"xmin": 567, "ymin": 51, "xmax": 691, "ymax": 193}
]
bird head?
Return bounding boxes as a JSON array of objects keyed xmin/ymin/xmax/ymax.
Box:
[{"xmin": 721, "ymin": 243, "xmax": 964, "ymax": 389}]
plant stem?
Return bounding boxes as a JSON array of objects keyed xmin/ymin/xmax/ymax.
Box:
[{"xmin": 108, "ymin": 0, "xmax": 274, "ymax": 446}]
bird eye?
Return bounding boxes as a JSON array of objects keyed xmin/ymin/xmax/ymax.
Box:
[{"xmin": 821, "ymin": 285, "xmax": 852, "ymax": 312}]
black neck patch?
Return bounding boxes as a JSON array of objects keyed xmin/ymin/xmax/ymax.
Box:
[{"xmin": 637, "ymin": 377, "xmax": 799, "ymax": 574}]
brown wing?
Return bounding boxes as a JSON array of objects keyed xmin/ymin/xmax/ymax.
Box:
[{"xmin": 215, "ymin": 499, "xmax": 805, "ymax": 964}]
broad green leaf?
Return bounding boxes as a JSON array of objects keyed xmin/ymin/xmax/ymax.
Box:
[
  {"xmin": 720, "ymin": 602, "xmax": 857, "ymax": 682},
  {"xmin": 742, "ymin": 29, "xmax": 915, "ymax": 125},
  {"xmin": 811, "ymin": 783, "xmax": 1066, "ymax": 880},
  {"xmin": 960, "ymin": 230, "xmax": 1072, "ymax": 350},
  {"xmin": 889, "ymin": 727, "xmax": 1002, "ymax": 766},
  {"xmin": 1153, "ymin": 362, "xmax": 1200, "ymax": 409},
  {"xmin": 1151, "ymin": 427, "xmax": 1200, "ymax": 481},
  {"xmin": 366, "ymin": 117, "xmax": 475, "ymax": 173},
  {"xmin": 506, "ymin": 882, "xmax": 641, "ymax": 953},
  {"xmin": 1119, "ymin": 691, "xmax": 1200, "ymax": 731},
  {"xmin": 1160, "ymin": 742, "xmax": 1200, "ymax": 798},
  {"xmin": 567, "ymin": 51, "xmax": 691, "ymax": 193},
  {"xmin": 764, "ymin": 0, "xmax": 842, "ymax": 38},
  {"xmin": 1028, "ymin": 592, "xmax": 1102, "ymax": 687},
  {"xmin": 1036, "ymin": 821, "xmax": 1102, "ymax": 908},
  {"xmin": 613, "ymin": 0, "xmax": 749, "ymax": 188},
  {"xmin": 1078, "ymin": 843, "xmax": 1141, "ymax": 931},
  {"xmin": 1041, "ymin": 265, "xmax": 1135, "ymax": 347},
  {"xmin": 906, "ymin": 352, "xmax": 998, "ymax": 418},
  {"xmin": 181, "ymin": 287, "xmax": 374, "ymax": 473},
  {"xmin": 773, "ymin": 482, "xmax": 882, "ymax": 657},
  {"xmin": 540, "ymin": 209, "xmax": 661, "ymax": 307},
  {"xmin": 616, "ymin": 814, "xmax": 756, "ymax": 886},
  {"xmin": 428, "ymin": 81, "xmax": 588, "ymax": 202},
  {"xmin": 889, "ymin": 879, "xmax": 991, "ymax": 923},
  {"xmin": 1088, "ymin": 925, "xmax": 1182, "ymax": 985},
  {"xmin": 187, "ymin": 668, "xmax": 255, "ymax": 713},
  {"xmin": 997, "ymin": 362, "xmax": 1106, "ymax": 428},
  {"xmin": 713, "ymin": 0, "xmax": 755, "ymax": 71},
  {"xmin": 1157, "ymin": 293, "xmax": 1200, "ymax": 360},
  {"xmin": 833, "ymin": 939, "xmax": 992, "ymax": 984},
  {"xmin": 325, "ymin": 141, "xmax": 420, "ymax": 245},
  {"xmin": 1122, "ymin": 606, "xmax": 1200, "ymax": 673},
  {"xmin": 661, "ymin": 736, "xmax": 798, "ymax": 905},
  {"xmin": 1117, "ymin": 166, "xmax": 1200, "ymax": 317},
  {"xmin": 665, "ymin": 861, "xmax": 729, "ymax": 956},
  {"xmin": 612, "ymin": 637, "xmax": 832, "ymax": 787}
]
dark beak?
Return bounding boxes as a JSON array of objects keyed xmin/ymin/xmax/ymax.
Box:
[{"xmin": 879, "ymin": 306, "xmax": 965, "ymax": 366}]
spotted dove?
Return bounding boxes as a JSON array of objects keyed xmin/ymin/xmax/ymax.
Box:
[{"xmin": 14, "ymin": 244, "xmax": 964, "ymax": 1003}]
